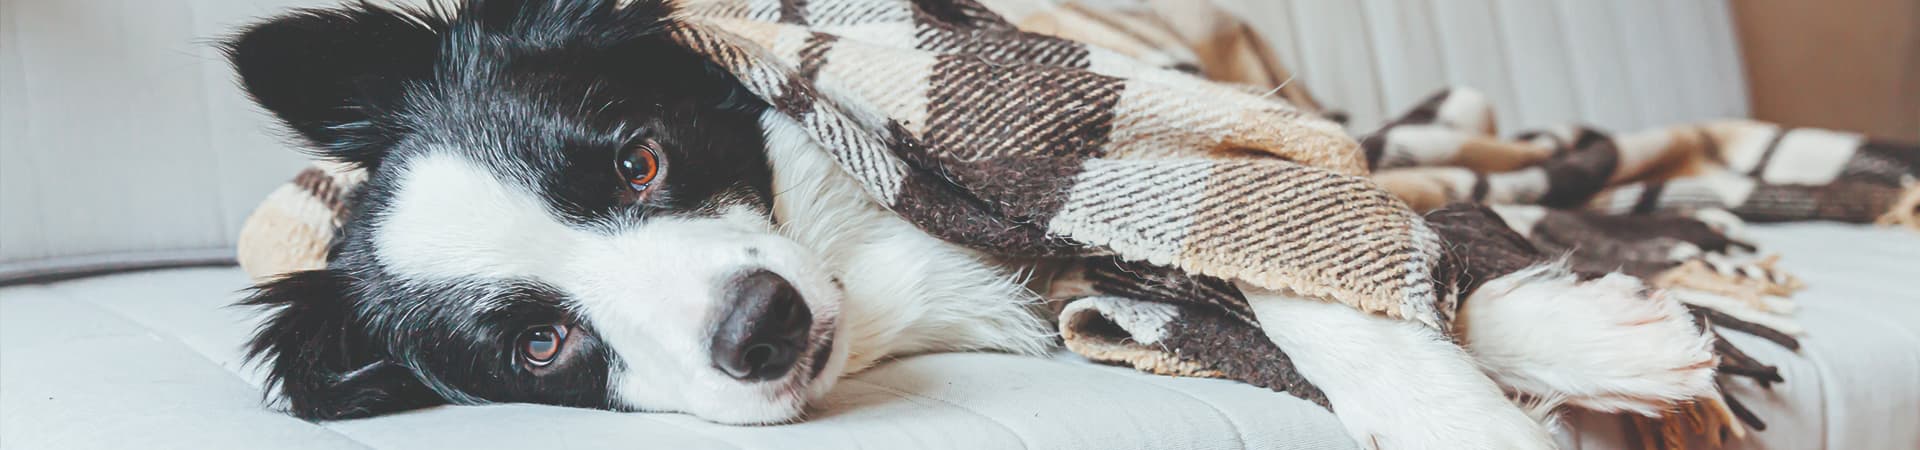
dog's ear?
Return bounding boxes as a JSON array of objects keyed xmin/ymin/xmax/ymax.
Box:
[
  {"xmin": 224, "ymin": 5, "xmax": 442, "ymax": 167},
  {"xmin": 241, "ymin": 270, "xmax": 444, "ymax": 420},
  {"xmin": 462, "ymin": 0, "xmax": 672, "ymax": 46}
]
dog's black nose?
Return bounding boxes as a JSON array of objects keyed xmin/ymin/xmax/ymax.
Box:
[{"xmin": 710, "ymin": 270, "xmax": 812, "ymax": 381}]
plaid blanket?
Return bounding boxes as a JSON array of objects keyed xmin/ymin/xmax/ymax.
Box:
[
  {"xmin": 238, "ymin": 0, "xmax": 1917, "ymax": 446},
  {"xmin": 1368, "ymin": 88, "xmax": 1920, "ymax": 228}
]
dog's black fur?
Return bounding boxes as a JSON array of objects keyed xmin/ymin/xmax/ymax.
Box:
[{"xmin": 229, "ymin": 0, "xmax": 774, "ymax": 420}]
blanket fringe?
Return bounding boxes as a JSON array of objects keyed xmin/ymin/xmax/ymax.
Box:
[
  {"xmin": 1631, "ymin": 399, "xmax": 1744, "ymax": 450},
  {"xmin": 1650, "ymin": 257, "xmax": 1801, "ymax": 311},
  {"xmin": 1875, "ymin": 182, "xmax": 1920, "ymax": 230}
]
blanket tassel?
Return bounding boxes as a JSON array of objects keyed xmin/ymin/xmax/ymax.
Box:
[{"xmin": 1875, "ymin": 182, "xmax": 1920, "ymax": 230}]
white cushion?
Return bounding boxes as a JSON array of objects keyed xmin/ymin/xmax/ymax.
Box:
[
  {"xmin": 5, "ymin": 223, "xmax": 1919, "ymax": 449},
  {"xmin": 0, "ymin": 267, "xmax": 1354, "ymax": 450}
]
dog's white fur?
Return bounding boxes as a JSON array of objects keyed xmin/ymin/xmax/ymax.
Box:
[
  {"xmin": 1246, "ymin": 287, "xmax": 1558, "ymax": 450},
  {"xmin": 1459, "ymin": 265, "xmax": 1717, "ymax": 416},
  {"xmin": 762, "ymin": 112, "xmax": 1057, "ymax": 378}
]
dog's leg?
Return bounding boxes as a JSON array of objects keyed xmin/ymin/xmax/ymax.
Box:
[
  {"xmin": 1458, "ymin": 265, "xmax": 1717, "ymax": 416},
  {"xmin": 1246, "ymin": 289, "xmax": 1558, "ymax": 450}
]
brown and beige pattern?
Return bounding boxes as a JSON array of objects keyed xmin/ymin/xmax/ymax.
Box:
[
  {"xmin": 1366, "ymin": 89, "xmax": 1920, "ymax": 229},
  {"xmin": 236, "ymin": 161, "xmax": 364, "ymax": 281},
  {"xmin": 669, "ymin": 0, "xmax": 1425, "ymax": 324}
]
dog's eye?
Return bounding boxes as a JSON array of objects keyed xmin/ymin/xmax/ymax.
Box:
[
  {"xmin": 616, "ymin": 141, "xmax": 663, "ymax": 192},
  {"xmin": 519, "ymin": 325, "xmax": 568, "ymax": 367}
]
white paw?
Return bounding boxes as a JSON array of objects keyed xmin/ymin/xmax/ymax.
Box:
[
  {"xmin": 1461, "ymin": 265, "xmax": 1718, "ymax": 416},
  {"xmin": 1245, "ymin": 289, "xmax": 1557, "ymax": 450}
]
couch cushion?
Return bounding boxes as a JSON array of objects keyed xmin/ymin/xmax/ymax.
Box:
[
  {"xmin": 5, "ymin": 223, "xmax": 1918, "ymax": 449},
  {"xmin": 0, "ymin": 267, "xmax": 1354, "ymax": 450}
]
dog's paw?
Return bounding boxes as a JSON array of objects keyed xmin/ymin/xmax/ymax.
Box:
[
  {"xmin": 1246, "ymin": 290, "xmax": 1557, "ymax": 450},
  {"xmin": 1461, "ymin": 265, "xmax": 1718, "ymax": 416}
]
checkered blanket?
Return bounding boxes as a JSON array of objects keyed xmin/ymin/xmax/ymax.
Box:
[
  {"xmin": 669, "ymin": 0, "xmax": 1458, "ymax": 324},
  {"xmin": 1367, "ymin": 88, "xmax": 1920, "ymax": 228},
  {"xmin": 240, "ymin": 0, "xmax": 1919, "ymax": 446}
]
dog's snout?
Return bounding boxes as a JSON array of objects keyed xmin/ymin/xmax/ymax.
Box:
[{"xmin": 710, "ymin": 270, "xmax": 811, "ymax": 381}]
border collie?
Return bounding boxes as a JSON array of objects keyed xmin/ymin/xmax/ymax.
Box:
[
  {"xmin": 230, "ymin": 0, "xmax": 1052, "ymax": 425},
  {"xmin": 232, "ymin": 1, "xmax": 1712, "ymax": 447}
]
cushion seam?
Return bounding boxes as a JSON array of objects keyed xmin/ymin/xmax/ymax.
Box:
[
  {"xmin": 616, "ymin": 416, "xmax": 749, "ymax": 450},
  {"xmin": 1070, "ymin": 364, "xmax": 1252, "ymax": 450},
  {"xmin": 843, "ymin": 378, "xmax": 1032, "ymax": 450}
]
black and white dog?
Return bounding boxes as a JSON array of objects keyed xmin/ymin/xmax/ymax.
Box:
[{"xmin": 232, "ymin": 1, "xmax": 1716, "ymax": 447}]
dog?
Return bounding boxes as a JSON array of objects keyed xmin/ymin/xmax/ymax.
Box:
[{"xmin": 231, "ymin": 1, "xmax": 1715, "ymax": 447}]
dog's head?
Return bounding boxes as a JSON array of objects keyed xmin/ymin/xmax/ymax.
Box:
[{"xmin": 228, "ymin": 0, "xmax": 846, "ymax": 423}]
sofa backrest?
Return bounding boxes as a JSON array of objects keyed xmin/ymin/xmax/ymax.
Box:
[
  {"xmin": 1214, "ymin": 0, "xmax": 1752, "ymax": 133},
  {"xmin": 0, "ymin": 0, "xmax": 336, "ymax": 282},
  {"xmin": 0, "ymin": 0, "xmax": 1752, "ymax": 283}
]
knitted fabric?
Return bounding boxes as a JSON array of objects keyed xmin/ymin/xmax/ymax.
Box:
[{"xmin": 1366, "ymin": 89, "xmax": 1920, "ymax": 227}]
